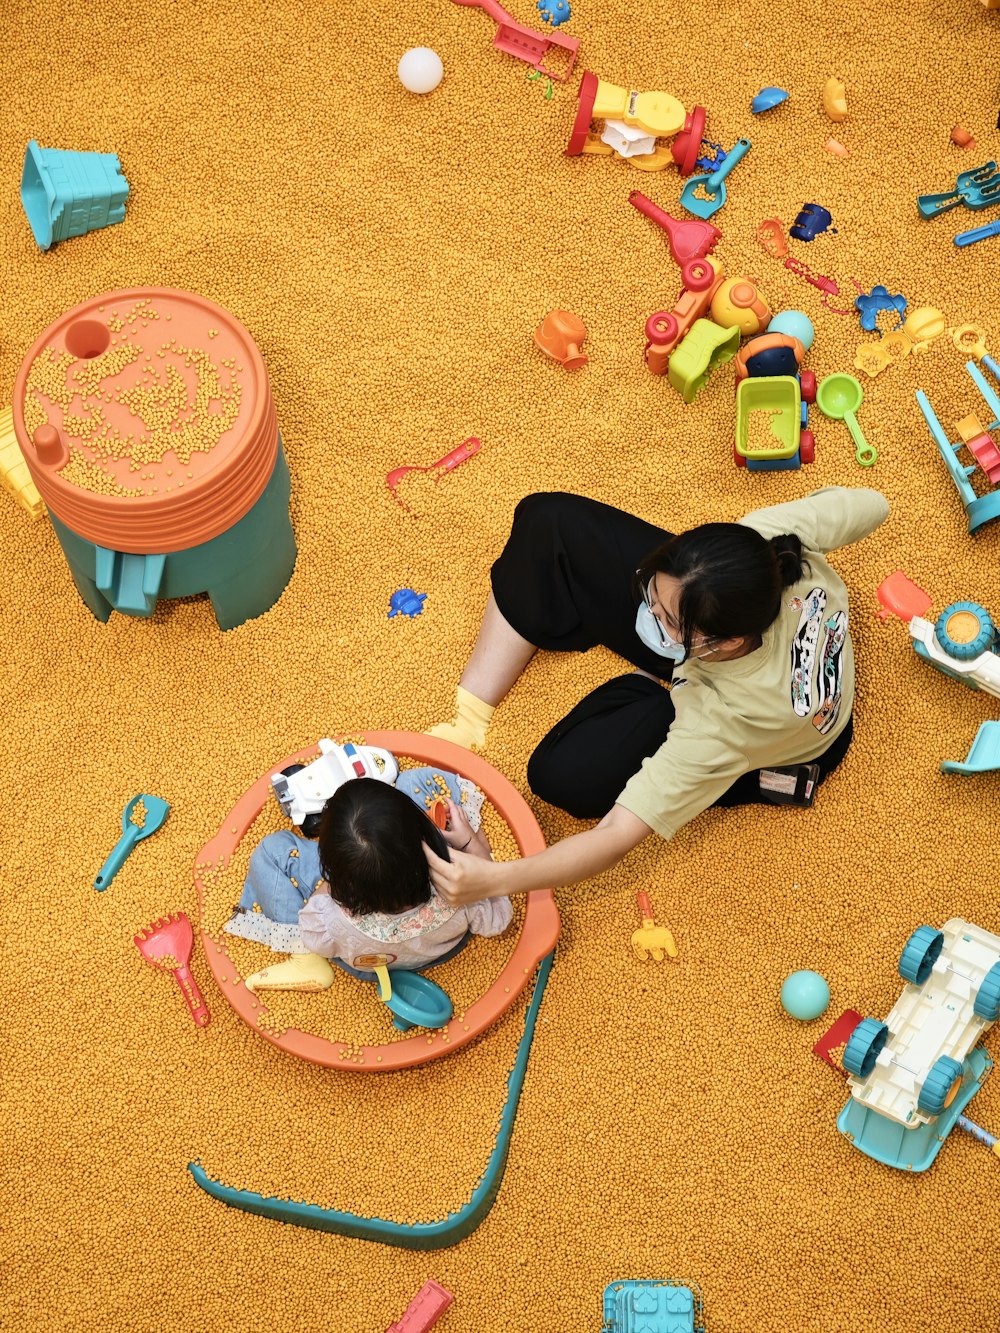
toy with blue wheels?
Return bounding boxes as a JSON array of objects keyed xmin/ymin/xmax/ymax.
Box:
[
  {"xmin": 974, "ymin": 961, "xmax": 1000, "ymax": 1022},
  {"xmin": 899, "ymin": 925, "xmax": 944, "ymax": 984},
  {"xmin": 934, "ymin": 602, "xmax": 995, "ymax": 660},
  {"xmin": 843, "ymin": 1017, "xmax": 889, "ymax": 1079},
  {"xmin": 918, "ymin": 1055, "xmax": 965, "ymax": 1115}
]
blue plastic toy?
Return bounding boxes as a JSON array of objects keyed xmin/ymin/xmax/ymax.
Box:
[
  {"xmin": 917, "ymin": 161, "xmax": 1000, "ymax": 218},
  {"xmin": 768, "ymin": 309, "xmax": 815, "ymax": 351},
  {"xmin": 780, "ymin": 970, "xmax": 831, "ymax": 1021},
  {"xmin": 855, "ymin": 284, "xmax": 907, "ymax": 334},
  {"xmin": 388, "ymin": 587, "xmax": 427, "ymax": 618},
  {"xmin": 20, "ymin": 139, "xmax": 129, "ymax": 251},
  {"xmin": 378, "ymin": 969, "xmax": 453, "ymax": 1033},
  {"xmin": 537, "ymin": 0, "xmax": 571, "ymax": 24},
  {"xmin": 695, "ymin": 139, "xmax": 726, "ymax": 172},
  {"xmin": 955, "ymin": 218, "xmax": 1000, "ymax": 248},
  {"xmin": 188, "ymin": 950, "xmax": 555, "ymax": 1249},
  {"xmin": 915, "ymin": 360, "xmax": 1000, "ymax": 533},
  {"xmin": 789, "ymin": 203, "xmax": 834, "ymax": 242},
  {"xmin": 602, "ymin": 1280, "xmax": 705, "ymax": 1333},
  {"xmin": 751, "ymin": 85, "xmax": 789, "ymax": 114},
  {"xmin": 94, "ymin": 794, "xmax": 170, "ymax": 891}
]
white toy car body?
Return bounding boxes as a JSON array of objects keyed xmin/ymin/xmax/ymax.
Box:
[
  {"xmin": 846, "ymin": 917, "xmax": 1000, "ymax": 1130},
  {"xmin": 270, "ymin": 739, "xmax": 399, "ymax": 830}
]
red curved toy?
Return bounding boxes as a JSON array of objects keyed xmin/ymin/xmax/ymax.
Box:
[{"xmin": 194, "ymin": 731, "xmax": 560, "ymax": 1072}]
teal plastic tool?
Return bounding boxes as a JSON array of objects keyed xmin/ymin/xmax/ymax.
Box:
[
  {"xmin": 917, "ymin": 161, "xmax": 1000, "ymax": 218},
  {"xmin": 941, "ymin": 721, "xmax": 1000, "ymax": 774},
  {"xmin": 94, "ymin": 794, "xmax": 170, "ymax": 891},
  {"xmin": 679, "ymin": 138, "xmax": 751, "ymax": 219},
  {"xmin": 188, "ymin": 950, "xmax": 555, "ymax": 1249}
]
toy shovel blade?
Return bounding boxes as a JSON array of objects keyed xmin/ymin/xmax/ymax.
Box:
[
  {"xmin": 680, "ymin": 138, "xmax": 751, "ymax": 220},
  {"xmin": 94, "ymin": 793, "xmax": 170, "ymax": 890}
]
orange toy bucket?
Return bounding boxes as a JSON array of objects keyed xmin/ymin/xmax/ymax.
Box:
[{"xmin": 12, "ymin": 287, "xmax": 279, "ymax": 555}]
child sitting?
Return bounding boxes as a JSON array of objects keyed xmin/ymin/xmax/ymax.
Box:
[{"xmin": 224, "ymin": 769, "xmax": 512, "ymax": 992}]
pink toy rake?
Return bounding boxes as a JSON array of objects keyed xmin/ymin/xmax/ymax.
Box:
[
  {"xmin": 448, "ymin": 0, "xmax": 579, "ymax": 81},
  {"xmin": 385, "ymin": 437, "xmax": 481, "ymax": 512},
  {"xmin": 134, "ymin": 911, "xmax": 211, "ymax": 1028}
]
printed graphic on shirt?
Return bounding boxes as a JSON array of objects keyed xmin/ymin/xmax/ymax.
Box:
[
  {"xmin": 812, "ymin": 610, "xmax": 848, "ymax": 734},
  {"xmin": 790, "ymin": 587, "xmax": 827, "ymax": 716}
]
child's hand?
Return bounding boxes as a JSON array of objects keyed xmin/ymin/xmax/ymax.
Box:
[{"xmin": 440, "ymin": 798, "xmax": 492, "ymax": 861}]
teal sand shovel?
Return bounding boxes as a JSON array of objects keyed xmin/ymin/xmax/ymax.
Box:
[
  {"xmin": 94, "ymin": 794, "xmax": 170, "ymax": 891},
  {"xmin": 816, "ymin": 373, "xmax": 878, "ymax": 467},
  {"xmin": 679, "ymin": 138, "xmax": 752, "ymax": 220}
]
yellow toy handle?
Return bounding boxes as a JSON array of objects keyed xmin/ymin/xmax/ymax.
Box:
[{"xmin": 373, "ymin": 965, "xmax": 393, "ymax": 1003}]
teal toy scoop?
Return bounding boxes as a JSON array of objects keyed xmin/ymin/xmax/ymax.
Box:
[
  {"xmin": 816, "ymin": 373, "xmax": 878, "ymax": 467},
  {"xmin": 94, "ymin": 793, "xmax": 170, "ymax": 891}
]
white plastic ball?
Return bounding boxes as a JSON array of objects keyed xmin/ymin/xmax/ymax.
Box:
[{"xmin": 398, "ymin": 48, "xmax": 444, "ymax": 95}]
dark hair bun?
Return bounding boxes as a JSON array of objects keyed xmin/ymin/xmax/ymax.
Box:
[{"xmin": 770, "ymin": 533, "xmax": 805, "ymax": 587}]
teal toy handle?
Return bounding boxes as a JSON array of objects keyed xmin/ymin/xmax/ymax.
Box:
[
  {"xmin": 706, "ymin": 138, "xmax": 751, "ymax": 193},
  {"xmin": 94, "ymin": 825, "xmax": 141, "ymax": 891},
  {"xmin": 917, "ymin": 189, "xmax": 962, "ymax": 220},
  {"xmin": 845, "ymin": 412, "xmax": 877, "ymax": 467}
]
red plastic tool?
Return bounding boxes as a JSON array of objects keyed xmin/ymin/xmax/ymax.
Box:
[
  {"xmin": 449, "ymin": 0, "xmax": 579, "ymax": 81},
  {"xmin": 875, "ymin": 570, "xmax": 933, "ymax": 624},
  {"xmin": 385, "ymin": 437, "xmax": 481, "ymax": 512},
  {"xmin": 134, "ymin": 911, "xmax": 211, "ymax": 1028},
  {"xmin": 812, "ymin": 1008, "xmax": 862, "ymax": 1073},
  {"xmin": 628, "ymin": 190, "xmax": 721, "ymax": 267},
  {"xmin": 385, "ymin": 1279, "xmax": 454, "ymax": 1332}
]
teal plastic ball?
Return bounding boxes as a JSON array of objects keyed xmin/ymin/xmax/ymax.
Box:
[
  {"xmin": 769, "ymin": 310, "xmax": 814, "ymax": 351},
  {"xmin": 780, "ymin": 969, "xmax": 830, "ymax": 1020}
]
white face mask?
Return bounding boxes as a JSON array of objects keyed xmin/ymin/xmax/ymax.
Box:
[{"xmin": 634, "ymin": 598, "xmax": 721, "ymax": 664}]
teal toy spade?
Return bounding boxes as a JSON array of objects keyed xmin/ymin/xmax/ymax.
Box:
[{"xmin": 94, "ymin": 794, "xmax": 170, "ymax": 891}]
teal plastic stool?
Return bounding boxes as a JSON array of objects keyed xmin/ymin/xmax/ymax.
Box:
[
  {"xmin": 20, "ymin": 140, "xmax": 129, "ymax": 250},
  {"xmin": 48, "ymin": 443, "xmax": 295, "ymax": 631}
]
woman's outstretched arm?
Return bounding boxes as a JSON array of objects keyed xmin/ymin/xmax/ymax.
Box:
[{"xmin": 424, "ymin": 803, "xmax": 652, "ymax": 906}]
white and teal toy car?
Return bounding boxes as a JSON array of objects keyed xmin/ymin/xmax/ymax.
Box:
[{"xmin": 838, "ymin": 918, "xmax": 1000, "ymax": 1171}]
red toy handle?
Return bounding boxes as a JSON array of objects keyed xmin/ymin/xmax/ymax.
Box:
[
  {"xmin": 448, "ymin": 0, "xmax": 513, "ymax": 18},
  {"xmin": 628, "ymin": 191, "xmax": 721, "ymax": 268},
  {"xmin": 637, "ymin": 890, "xmax": 653, "ymax": 920},
  {"xmin": 174, "ymin": 965, "xmax": 212, "ymax": 1027},
  {"xmin": 432, "ymin": 436, "xmax": 481, "ymax": 474}
]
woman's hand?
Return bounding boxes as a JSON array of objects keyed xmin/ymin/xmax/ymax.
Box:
[
  {"xmin": 439, "ymin": 798, "xmax": 492, "ymax": 861},
  {"xmin": 423, "ymin": 840, "xmax": 515, "ymax": 907}
]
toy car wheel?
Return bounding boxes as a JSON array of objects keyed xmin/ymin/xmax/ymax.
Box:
[
  {"xmin": 799, "ymin": 369, "xmax": 817, "ymax": 404},
  {"xmin": 842, "ymin": 1017, "xmax": 889, "ymax": 1080},
  {"xmin": 681, "ymin": 259, "xmax": 715, "ymax": 293},
  {"xmin": 917, "ymin": 1055, "xmax": 964, "ymax": 1116},
  {"xmin": 645, "ymin": 311, "xmax": 678, "ymax": 346},
  {"xmin": 898, "ymin": 925, "xmax": 944, "ymax": 985},
  {"xmin": 798, "ymin": 429, "xmax": 815, "ymax": 464},
  {"xmin": 973, "ymin": 960, "xmax": 1000, "ymax": 1022},
  {"xmin": 734, "ymin": 443, "xmax": 746, "ymax": 468},
  {"xmin": 934, "ymin": 601, "xmax": 994, "ymax": 661}
]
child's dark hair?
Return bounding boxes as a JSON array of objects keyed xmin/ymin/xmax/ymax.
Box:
[
  {"xmin": 637, "ymin": 522, "xmax": 805, "ymax": 653},
  {"xmin": 317, "ymin": 778, "xmax": 451, "ymax": 916}
]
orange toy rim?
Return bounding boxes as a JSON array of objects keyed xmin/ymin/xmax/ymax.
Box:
[
  {"xmin": 12, "ymin": 287, "xmax": 277, "ymax": 554},
  {"xmin": 194, "ymin": 731, "xmax": 561, "ymax": 1072}
]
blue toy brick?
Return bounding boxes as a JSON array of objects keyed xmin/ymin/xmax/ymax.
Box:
[
  {"xmin": 973, "ymin": 962, "xmax": 1000, "ymax": 1022},
  {"xmin": 602, "ymin": 1280, "xmax": 703, "ymax": 1333},
  {"xmin": 898, "ymin": 925, "xmax": 944, "ymax": 984},
  {"xmin": 20, "ymin": 140, "xmax": 129, "ymax": 250}
]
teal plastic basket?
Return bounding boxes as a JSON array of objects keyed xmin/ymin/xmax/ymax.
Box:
[{"xmin": 20, "ymin": 139, "xmax": 129, "ymax": 250}]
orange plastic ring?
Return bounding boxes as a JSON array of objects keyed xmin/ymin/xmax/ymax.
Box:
[{"xmin": 195, "ymin": 731, "xmax": 561, "ymax": 1072}]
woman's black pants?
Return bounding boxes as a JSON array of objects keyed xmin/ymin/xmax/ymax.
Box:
[{"xmin": 490, "ymin": 492, "xmax": 853, "ymax": 819}]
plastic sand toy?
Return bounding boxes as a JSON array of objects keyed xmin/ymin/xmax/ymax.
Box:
[
  {"xmin": 12, "ymin": 287, "xmax": 297, "ymax": 630},
  {"xmin": 602, "ymin": 1279, "xmax": 705, "ymax": 1332},
  {"xmin": 816, "ymin": 373, "xmax": 877, "ymax": 466},
  {"xmin": 630, "ymin": 891, "xmax": 677, "ymax": 961},
  {"xmin": 134, "ymin": 911, "xmax": 211, "ymax": 1028},
  {"xmin": 448, "ymin": 0, "xmax": 579, "ymax": 81},
  {"xmin": 679, "ymin": 138, "xmax": 751, "ymax": 219},
  {"xmin": 94, "ymin": 793, "xmax": 170, "ymax": 891},
  {"xmin": 20, "ymin": 140, "xmax": 129, "ymax": 251}
]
